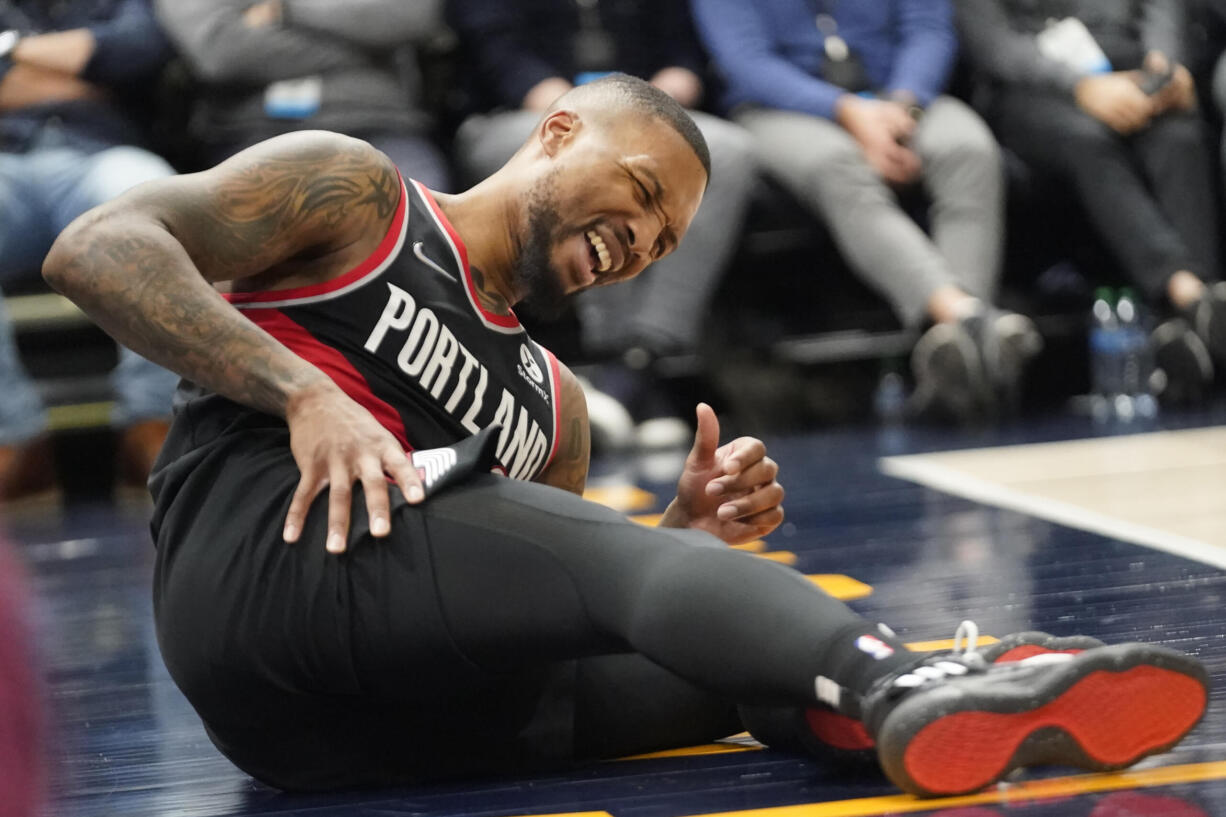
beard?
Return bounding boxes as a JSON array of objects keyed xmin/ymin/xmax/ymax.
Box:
[{"xmin": 513, "ymin": 174, "xmax": 571, "ymax": 322}]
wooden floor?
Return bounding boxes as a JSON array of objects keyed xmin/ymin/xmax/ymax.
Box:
[{"xmin": 11, "ymin": 404, "xmax": 1226, "ymax": 817}]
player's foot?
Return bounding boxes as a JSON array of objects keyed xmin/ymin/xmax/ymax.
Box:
[
  {"xmin": 861, "ymin": 631, "xmax": 1208, "ymax": 797},
  {"xmin": 747, "ymin": 624, "xmax": 1106, "ymax": 763},
  {"xmin": 790, "ymin": 624, "xmax": 1105, "ymax": 763}
]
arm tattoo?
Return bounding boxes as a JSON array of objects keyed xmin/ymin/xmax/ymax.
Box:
[
  {"xmin": 179, "ymin": 138, "xmax": 401, "ymax": 280},
  {"xmin": 535, "ymin": 370, "xmax": 590, "ymax": 494},
  {"xmin": 44, "ymin": 133, "xmax": 398, "ymax": 416}
]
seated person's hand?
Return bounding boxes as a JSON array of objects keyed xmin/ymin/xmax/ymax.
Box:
[
  {"xmin": 834, "ymin": 95, "xmax": 921, "ymax": 186},
  {"xmin": 1074, "ymin": 72, "xmax": 1154, "ymax": 134},
  {"xmin": 243, "ymin": 0, "xmax": 283, "ymax": 28},
  {"xmin": 1153, "ymin": 68, "xmax": 1197, "ymax": 116},
  {"xmin": 523, "ymin": 77, "xmax": 574, "ymax": 113},
  {"xmin": 650, "ymin": 66, "xmax": 703, "ymax": 109}
]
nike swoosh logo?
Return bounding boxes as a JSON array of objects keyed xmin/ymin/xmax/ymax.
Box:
[{"xmin": 414, "ymin": 241, "xmax": 457, "ymax": 282}]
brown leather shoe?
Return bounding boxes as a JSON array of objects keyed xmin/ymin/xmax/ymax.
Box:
[
  {"xmin": 0, "ymin": 437, "xmax": 59, "ymax": 504},
  {"xmin": 116, "ymin": 419, "xmax": 170, "ymax": 490}
]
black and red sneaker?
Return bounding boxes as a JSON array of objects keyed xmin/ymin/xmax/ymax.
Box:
[
  {"xmin": 862, "ymin": 641, "xmax": 1208, "ymax": 797},
  {"xmin": 743, "ymin": 625, "xmax": 1105, "ymax": 762}
]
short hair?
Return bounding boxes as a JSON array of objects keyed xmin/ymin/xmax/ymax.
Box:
[{"xmin": 551, "ymin": 73, "xmax": 712, "ymax": 180}]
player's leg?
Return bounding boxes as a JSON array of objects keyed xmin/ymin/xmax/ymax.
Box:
[
  {"xmin": 413, "ymin": 472, "xmax": 918, "ymax": 707},
  {"xmin": 572, "ymin": 653, "xmax": 741, "ymax": 760},
  {"xmin": 415, "ymin": 475, "xmax": 1208, "ymax": 796}
]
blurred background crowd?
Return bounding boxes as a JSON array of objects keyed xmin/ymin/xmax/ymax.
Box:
[{"xmin": 4, "ymin": 0, "xmax": 1226, "ymax": 502}]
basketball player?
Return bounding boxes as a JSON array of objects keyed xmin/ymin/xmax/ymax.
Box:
[{"xmin": 43, "ymin": 74, "xmax": 1207, "ymax": 797}]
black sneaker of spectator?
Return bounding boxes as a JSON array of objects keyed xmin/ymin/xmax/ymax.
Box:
[
  {"xmin": 1152, "ymin": 318, "xmax": 1214, "ymax": 405},
  {"xmin": 1183, "ymin": 282, "xmax": 1226, "ymax": 369}
]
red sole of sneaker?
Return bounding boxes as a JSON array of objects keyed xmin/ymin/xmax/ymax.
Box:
[
  {"xmin": 805, "ymin": 708, "xmax": 875, "ymax": 751},
  {"xmin": 902, "ymin": 665, "xmax": 1207, "ymax": 796}
]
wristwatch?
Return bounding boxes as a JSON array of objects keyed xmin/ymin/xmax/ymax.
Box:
[{"xmin": 0, "ymin": 30, "xmax": 20, "ymax": 62}]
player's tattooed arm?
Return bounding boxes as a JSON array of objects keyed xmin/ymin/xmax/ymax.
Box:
[
  {"xmin": 44, "ymin": 131, "xmax": 425, "ymax": 552},
  {"xmin": 42, "ymin": 130, "xmax": 398, "ymax": 416},
  {"xmin": 534, "ymin": 362, "xmax": 590, "ymax": 495}
]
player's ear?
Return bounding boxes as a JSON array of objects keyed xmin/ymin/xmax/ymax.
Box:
[{"xmin": 538, "ymin": 109, "xmax": 581, "ymax": 157}]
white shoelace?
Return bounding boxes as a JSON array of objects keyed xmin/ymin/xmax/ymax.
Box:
[{"xmin": 891, "ymin": 620, "xmax": 987, "ymax": 690}]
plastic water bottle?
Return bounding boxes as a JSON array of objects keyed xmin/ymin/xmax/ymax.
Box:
[
  {"xmin": 1115, "ymin": 289, "xmax": 1157, "ymax": 420},
  {"xmin": 1088, "ymin": 287, "xmax": 1122, "ymax": 422}
]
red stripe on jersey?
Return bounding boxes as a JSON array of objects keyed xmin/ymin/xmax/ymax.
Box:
[
  {"xmin": 224, "ymin": 173, "xmax": 409, "ymax": 306},
  {"xmin": 542, "ymin": 348, "xmax": 563, "ymax": 472},
  {"xmin": 243, "ymin": 309, "xmax": 412, "ymax": 451},
  {"xmin": 413, "ymin": 182, "xmax": 522, "ymax": 330}
]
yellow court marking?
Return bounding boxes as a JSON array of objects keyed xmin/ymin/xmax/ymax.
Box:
[
  {"xmin": 807, "ymin": 574, "xmax": 873, "ymax": 600},
  {"xmin": 692, "ymin": 761, "xmax": 1226, "ymax": 816},
  {"xmin": 732, "ymin": 540, "xmax": 768, "ymax": 552},
  {"xmin": 629, "ymin": 513, "xmax": 664, "ymax": 526},
  {"xmin": 757, "ymin": 550, "xmax": 798, "ymax": 565},
  {"xmin": 585, "ymin": 485, "xmax": 658, "ymax": 513},
  {"xmin": 619, "ymin": 740, "xmax": 761, "ymax": 761}
]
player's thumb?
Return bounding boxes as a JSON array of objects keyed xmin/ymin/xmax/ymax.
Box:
[{"xmin": 687, "ymin": 402, "xmax": 719, "ymax": 468}]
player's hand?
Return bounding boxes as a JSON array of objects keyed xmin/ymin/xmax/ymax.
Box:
[
  {"xmin": 659, "ymin": 403, "xmax": 784, "ymax": 546},
  {"xmin": 282, "ymin": 382, "xmax": 424, "ymax": 554},
  {"xmin": 835, "ymin": 95, "xmax": 921, "ymax": 185},
  {"xmin": 1075, "ymin": 72, "xmax": 1154, "ymax": 134}
]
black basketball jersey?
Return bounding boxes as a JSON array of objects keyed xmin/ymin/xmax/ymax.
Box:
[{"xmin": 221, "ymin": 179, "xmax": 562, "ymax": 482}]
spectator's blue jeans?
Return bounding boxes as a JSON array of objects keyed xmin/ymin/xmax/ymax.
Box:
[{"xmin": 0, "ymin": 134, "xmax": 179, "ymax": 445}]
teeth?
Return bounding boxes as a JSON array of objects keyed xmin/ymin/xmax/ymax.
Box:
[{"xmin": 586, "ymin": 230, "xmax": 612, "ymax": 273}]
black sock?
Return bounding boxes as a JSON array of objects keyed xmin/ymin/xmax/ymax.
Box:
[{"xmin": 810, "ymin": 621, "xmax": 922, "ymax": 710}]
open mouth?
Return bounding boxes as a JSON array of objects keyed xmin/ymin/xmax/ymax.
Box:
[{"xmin": 585, "ymin": 230, "xmax": 613, "ymax": 274}]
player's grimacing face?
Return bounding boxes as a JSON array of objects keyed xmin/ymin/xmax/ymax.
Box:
[{"xmin": 546, "ymin": 117, "xmax": 707, "ymax": 297}]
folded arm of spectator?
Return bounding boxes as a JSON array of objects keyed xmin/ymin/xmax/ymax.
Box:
[
  {"xmin": 154, "ymin": 0, "xmax": 366, "ymax": 85},
  {"xmin": 449, "ymin": 0, "xmax": 567, "ymax": 110},
  {"xmin": 277, "ymin": 0, "xmax": 443, "ymax": 50},
  {"xmin": 690, "ymin": 0, "xmax": 844, "ymax": 120},
  {"xmin": 953, "ymin": 0, "xmax": 1085, "ymax": 95},
  {"xmin": 884, "ymin": 0, "xmax": 957, "ymax": 108},
  {"xmin": 0, "ymin": 63, "xmax": 101, "ymax": 111},
  {"xmin": 5, "ymin": 0, "xmax": 170, "ymax": 85}
]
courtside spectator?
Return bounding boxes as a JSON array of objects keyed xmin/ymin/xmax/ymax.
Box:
[
  {"xmin": 691, "ymin": 0, "xmax": 1041, "ymax": 424},
  {"xmin": 0, "ymin": 0, "xmax": 178, "ymax": 500}
]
